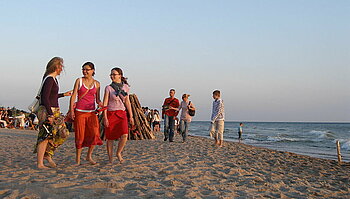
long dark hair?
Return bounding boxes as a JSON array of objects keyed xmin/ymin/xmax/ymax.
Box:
[
  {"xmin": 111, "ymin": 67, "xmax": 129, "ymax": 86},
  {"xmin": 43, "ymin": 57, "xmax": 63, "ymax": 78},
  {"xmin": 82, "ymin": 62, "xmax": 95, "ymax": 76}
]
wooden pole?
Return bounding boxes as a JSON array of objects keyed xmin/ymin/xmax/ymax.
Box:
[{"xmin": 336, "ymin": 140, "xmax": 342, "ymax": 163}]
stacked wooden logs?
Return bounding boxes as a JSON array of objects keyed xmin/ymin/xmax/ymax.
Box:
[{"xmin": 128, "ymin": 94, "xmax": 156, "ymax": 140}]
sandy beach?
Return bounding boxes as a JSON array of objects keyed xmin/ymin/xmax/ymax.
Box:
[{"xmin": 0, "ymin": 129, "xmax": 349, "ymax": 199}]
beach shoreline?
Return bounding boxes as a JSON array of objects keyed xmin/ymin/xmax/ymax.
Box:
[{"xmin": 0, "ymin": 129, "xmax": 349, "ymax": 198}]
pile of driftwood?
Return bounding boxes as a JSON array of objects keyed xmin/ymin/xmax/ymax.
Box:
[{"xmin": 128, "ymin": 94, "xmax": 156, "ymax": 140}]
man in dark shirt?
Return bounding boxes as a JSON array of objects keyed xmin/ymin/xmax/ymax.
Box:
[{"xmin": 162, "ymin": 89, "xmax": 180, "ymax": 142}]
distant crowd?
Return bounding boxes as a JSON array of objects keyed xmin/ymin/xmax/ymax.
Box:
[
  {"xmin": 142, "ymin": 107, "xmax": 161, "ymax": 132},
  {"xmin": 0, "ymin": 107, "xmax": 39, "ymax": 130}
]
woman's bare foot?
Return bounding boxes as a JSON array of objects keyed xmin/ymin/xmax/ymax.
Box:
[
  {"xmin": 37, "ymin": 164, "xmax": 49, "ymax": 169},
  {"xmin": 86, "ymin": 158, "xmax": 97, "ymax": 165},
  {"xmin": 116, "ymin": 153, "xmax": 124, "ymax": 164},
  {"xmin": 44, "ymin": 156, "xmax": 57, "ymax": 168}
]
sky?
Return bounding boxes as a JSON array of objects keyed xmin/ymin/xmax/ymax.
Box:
[{"xmin": 0, "ymin": 0, "xmax": 349, "ymax": 122}]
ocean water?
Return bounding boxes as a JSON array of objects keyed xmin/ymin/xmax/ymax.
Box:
[{"xmin": 188, "ymin": 121, "xmax": 350, "ymax": 162}]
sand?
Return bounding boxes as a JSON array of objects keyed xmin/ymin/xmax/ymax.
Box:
[{"xmin": 0, "ymin": 128, "xmax": 349, "ymax": 199}]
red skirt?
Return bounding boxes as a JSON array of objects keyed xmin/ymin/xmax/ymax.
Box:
[
  {"xmin": 74, "ymin": 111, "xmax": 103, "ymax": 149},
  {"xmin": 105, "ymin": 110, "xmax": 128, "ymax": 140}
]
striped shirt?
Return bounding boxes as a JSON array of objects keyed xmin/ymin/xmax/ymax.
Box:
[{"xmin": 211, "ymin": 98, "xmax": 225, "ymax": 123}]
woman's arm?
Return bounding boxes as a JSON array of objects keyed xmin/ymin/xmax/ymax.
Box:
[
  {"xmin": 69, "ymin": 78, "xmax": 80, "ymax": 119},
  {"xmin": 102, "ymin": 86, "xmax": 110, "ymax": 127},
  {"xmin": 95, "ymin": 81, "xmax": 102, "ymax": 106},
  {"xmin": 124, "ymin": 95, "xmax": 134, "ymax": 126},
  {"xmin": 178, "ymin": 101, "xmax": 183, "ymax": 112},
  {"xmin": 59, "ymin": 90, "xmax": 73, "ymax": 98}
]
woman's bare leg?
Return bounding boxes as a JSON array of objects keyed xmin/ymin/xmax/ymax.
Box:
[
  {"xmin": 37, "ymin": 140, "xmax": 49, "ymax": 169},
  {"xmin": 44, "ymin": 156, "xmax": 56, "ymax": 168},
  {"xmin": 107, "ymin": 140, "xmax": 114, "ymax": 163},
  {"xmin": 116, "ymin": 134, "xmax": 128, "ymax": 163},
  {"xmin": 75, "ymin": 148, "xmax": 82, "ymax": 166},
  {"xmin": 86, "ymin": 145, "xmax": 96, "ymax": 165}
]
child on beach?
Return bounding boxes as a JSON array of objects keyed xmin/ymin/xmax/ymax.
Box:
[
  {"xmin": 238, "ymin": 123, "xmax": 244, "ymax": 140},
  {"xmin": 209, "ymin": 90, "xmax": 225, "ymax": 147}
]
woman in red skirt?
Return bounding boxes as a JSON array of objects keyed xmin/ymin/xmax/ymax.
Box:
[
  {"xmin": 69, "ymin": 62, "xmax": 103, "ymax": 165},
  {"xmin": 102, "ymin": 67, "xmax": 134, "ymax": 163}
]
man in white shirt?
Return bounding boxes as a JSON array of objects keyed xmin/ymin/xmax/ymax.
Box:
[{"xmin": 210, "ymin": 90, "xmax": 225, "ymax": 147}]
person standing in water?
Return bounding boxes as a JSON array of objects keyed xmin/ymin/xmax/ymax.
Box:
[
  {"xmin": 238, "ymin": 123, "xmax": 244, "ymax": 141},
  {"xmin": 102, "ymin": 67, "xmax": 134, "ymax": 163},
  {"xmin": 69, "ymin": 62, "xmax": 103, "ymax": 166}
]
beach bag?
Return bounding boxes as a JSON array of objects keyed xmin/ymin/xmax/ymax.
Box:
[
  {"xmin": 188, "ymin": 101, "xmax": 195, "ymax": 117},
  {"xmin": 28, "ymin": 76, "xmax": 50, "ymax": 113}
]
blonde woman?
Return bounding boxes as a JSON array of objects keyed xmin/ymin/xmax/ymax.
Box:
[{"xmin": 34, "ymin": 57, "xmax": 72, "ymax": 169}]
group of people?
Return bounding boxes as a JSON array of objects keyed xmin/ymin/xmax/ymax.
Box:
[
  {"xmin": 160, "ymin": 89, "xmax": 243, "ymax": 147},
  {"xmin": 29, "ymin": 56, "xmax": 245, "ymax": 169},
  {"xmin": 0, "ymin": 108, "xmax": 39, "ymax": 130},
  {"xmin": 161, "ymin": 89, "xmax": 196, "ymax": 143},
  {"xmin": 142, "ymin": 107, "xmax": 161, "ymax": 132},
  {"xmin": 34, "ymin": 57, "xmax": 134, "ymax": 169}
]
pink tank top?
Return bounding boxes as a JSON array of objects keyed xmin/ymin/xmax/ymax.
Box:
[{"xmin": 75, "ymin": 78, "xmax": 97, "ymax": 111}]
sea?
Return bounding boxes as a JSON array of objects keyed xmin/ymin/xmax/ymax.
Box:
[{"xmin": 188, "ymin": 121, "xmax": 350, "ymax": 162}]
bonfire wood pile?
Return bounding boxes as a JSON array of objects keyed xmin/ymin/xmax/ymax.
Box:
[{"xmin": 129, "ymin": 94, "xmax": 156, "ymax": 140}]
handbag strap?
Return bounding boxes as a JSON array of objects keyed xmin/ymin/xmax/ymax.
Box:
[
  {"xmin": 37, "ymin": 75, "xmax": 51, "ymax": 97},
  {"xmin": 167, "ymin": 98, "xmax": 176, "ymax": 106},
  {"xmin": 188, "ymin": 101, "xmax": 192, "ymax": 108}
]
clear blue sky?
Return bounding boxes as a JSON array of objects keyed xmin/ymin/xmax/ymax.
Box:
[{"xmin": 0, "ymin": 0, "xmax": 349, "ymax": 122}]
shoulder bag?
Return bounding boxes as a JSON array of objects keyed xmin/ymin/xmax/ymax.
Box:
[{"xmin": 188, "ymin": 101, "xmax": 196, "ymax": 117}]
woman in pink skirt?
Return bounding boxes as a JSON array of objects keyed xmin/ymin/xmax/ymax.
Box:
[{"xmin": 102, "ymin": 67, "xmax": 134, "ymax": 163}]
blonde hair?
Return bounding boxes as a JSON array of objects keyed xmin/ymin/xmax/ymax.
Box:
[{"xmin": 44, "ymin": 57, "xmax": 63, "ymax": 78}]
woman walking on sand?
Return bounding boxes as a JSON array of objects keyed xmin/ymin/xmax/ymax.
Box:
[
  {"xmin": 34, "ymin": 57, "xmax": 72, "ymax": 169},
  {"xmin": 102, "ymin": 67, "xmax": 134, "ymax": 164},
  {"xmin": 178, "ymin": 94, "xmax": 195, "ymax": 142},
  {"xmin": 69, "ymin": 62, "xmax": 103, "ymax": 165}
]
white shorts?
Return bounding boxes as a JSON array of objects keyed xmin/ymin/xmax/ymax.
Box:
[{"xmin": 209, "ymin": 120, "xmax": 224, "ymax": 140}]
